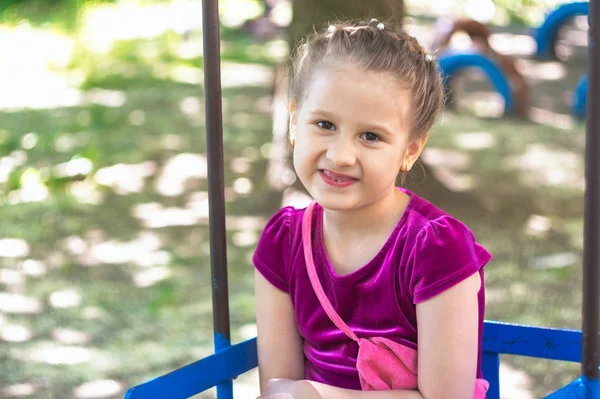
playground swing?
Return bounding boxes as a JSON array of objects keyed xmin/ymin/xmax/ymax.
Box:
[{"xmin": 125, "ymin": 0, "xmax": 600, "ymax": 398}]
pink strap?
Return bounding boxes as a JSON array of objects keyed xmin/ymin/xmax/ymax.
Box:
[{"xmin": 302, "ymin": 202, "xmax": 359, "ymax": 343}]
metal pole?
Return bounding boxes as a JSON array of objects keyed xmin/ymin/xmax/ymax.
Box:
[
  {"xmin": 202, "ymin": 0, "xmax": 233, "ymax": 398},
  {"xmin": 582, "ymin": 0, "xmax": 600, "ymax": 381}
]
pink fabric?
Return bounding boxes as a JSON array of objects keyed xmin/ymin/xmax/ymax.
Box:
[
  {"xmin": 302, "ymin": 202, "xmax": 489, "ymax": 397},
  {"xmin": 253, "ymin": 187, "xmax": 492, "ymax": 389}
]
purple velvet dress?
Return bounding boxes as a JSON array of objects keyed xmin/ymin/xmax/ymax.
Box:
[{"xmin": 253, "ymin": 188, "xmax": 492, "ymax": 390}]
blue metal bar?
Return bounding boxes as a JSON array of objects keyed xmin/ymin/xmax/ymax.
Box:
[
  {"xmin": 544, "ymin": 375, "xmax": 600, "ymax": 398},
  {"xmin": 481, "ymin": 352, "xmax": 500, "ymax": 399},
  {"xmin": 482, "ymin": 321, "xmax": 587, "ymax": 363},
  {"xmin": 124, "ymin": 338, "xmax": 258, "ymax": 399}
]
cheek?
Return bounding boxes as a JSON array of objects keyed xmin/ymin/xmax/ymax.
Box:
[{"xmin": 362, "ymin": 151, "xmax": 402, "ymax": 179}]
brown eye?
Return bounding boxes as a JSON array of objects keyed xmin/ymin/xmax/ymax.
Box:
[
  {"xmin": 317, "ymin": 121, "xmax": 335, "ymax": 131},
  {"xmin": 361, "ymin": 132, "xmax": 381, "ymax": 142}
]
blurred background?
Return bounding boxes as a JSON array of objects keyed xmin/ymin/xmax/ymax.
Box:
[{"xmin": 0, "ymin": 0, "xmax": 590, "ymax": 398}]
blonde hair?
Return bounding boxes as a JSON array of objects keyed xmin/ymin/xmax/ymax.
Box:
[{"xmin": 289, "ymin": 19, "xmax": 444, "ymax": 141}]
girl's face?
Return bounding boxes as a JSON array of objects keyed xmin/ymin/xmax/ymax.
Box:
[{"xmin": 290, "ymin": 66, "xmax": 427, "ymax": 212}]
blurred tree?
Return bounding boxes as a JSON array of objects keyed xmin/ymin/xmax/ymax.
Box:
[{"xmin": 289, "ymin": 0, "xmax": 405, "ymax": 47}]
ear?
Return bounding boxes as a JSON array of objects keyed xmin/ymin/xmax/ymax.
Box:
[
  {"xmin": 289, "ymin": 101, "xmax": 298, "ymax": 145},
  {"xmin": 403, "ymin": 135, "xmax": 429, "ymax": 170}
]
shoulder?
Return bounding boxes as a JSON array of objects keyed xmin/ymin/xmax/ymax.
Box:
[
  {"xmin": 399, "ymin": 190, "xmax": 492, "ymax": 304},
  {"xmin": 252, "ymin": 205, "xmax": 306, "ymax": 292}
]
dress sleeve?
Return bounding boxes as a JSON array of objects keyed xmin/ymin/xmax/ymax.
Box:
[
  {"xmin": 252, "ymin": 207, "xmax": 293, "ymax": 293},
  {"xmin": 406, "ymin": 215, "xmax": 492, "ymax": 304}
]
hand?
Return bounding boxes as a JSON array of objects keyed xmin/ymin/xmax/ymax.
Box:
[{"xmin": 257, "ymin": 379, "xmax": 322, "ymax": 399}]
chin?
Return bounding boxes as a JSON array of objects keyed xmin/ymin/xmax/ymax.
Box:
[{"xmin": 309, "ymin": 192, "xmax": 359, "ymax": 211}]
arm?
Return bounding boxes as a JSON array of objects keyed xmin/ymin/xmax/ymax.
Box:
[
  {"xmin": 262, "ymin": 273, "xmax": 481, "ymax": 399},
  {"xmin": 255, "ymin": 270, "xmax": 305, "ymax": 393},
  {"xmin": 416, "ymin": 272, "xmax": 481, "ymax": 398}
]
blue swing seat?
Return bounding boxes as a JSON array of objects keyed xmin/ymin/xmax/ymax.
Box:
[{"xmin": 125, "ymin": 320, "xmax": 599, "ymax": 399}]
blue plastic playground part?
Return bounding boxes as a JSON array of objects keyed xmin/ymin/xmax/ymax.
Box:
[
  {"xmin": 573, "ymin": 73, "xmax": 589, "ymax": 118},
  {"xmin": 535, "ymin": 1, "xmax": 590, "ymax": 58},
  {"xmin": 125, "ymin": 321, "xmax": 591, "ymax": 399},
  {"xmin": 437, "ymin": 51, "xmax": 515, "ymax": 114}
]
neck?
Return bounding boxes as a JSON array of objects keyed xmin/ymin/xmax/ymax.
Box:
[{"xmin": 322, "ymin": 188, "xmax": 408, "ymax": 239}]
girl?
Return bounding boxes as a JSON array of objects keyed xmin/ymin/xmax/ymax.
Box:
[{"xmin": 253, "ymin": 19, "xmax": 492, "ymax": 399}]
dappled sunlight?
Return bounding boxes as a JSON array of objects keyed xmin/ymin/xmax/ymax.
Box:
[
  {"xmin": 0, "ymin": 239, "xmax": 30, "ymax": 257},
  {"xmin": 453, "ymin": 132, "xmax": 497, "ymax": 150},
  {"xmin": 0, "ymin": 268, "xmax": 24, "ymax": 286},
  {"xmin": 84, "ymin": 89, "xmax": 127, "ymax": 108},
  {"xmin": 70, "ymin": 181, "xmax": 104, "ymax": 205},
  {"xmin": 1, "ymin": 382, "xmax": 36, "ymax": 398},
  {"xmin": 559, "ymin": 24, "xmax": 589, "ymax": 48},
  {"xmin": 94, "ymin": 161, "xmax": 157, "ymax": 195},
  {"xmin": 74, "ymin": 379, "xmax": 124, "ymax": 399},
  {"xmin": 52, "ymin": 328, "xmax": 92, "ymax": 345},
  {"xmin": 0, "ymin": 293, "xmax": 41, "ymax": 314},
  {"xmin": 239, "ymin": 323, "xmax": 257, "ymax": 340},
  {"xmin": 132, "ymin": 203, "xmax": 202, "ymax": 228},
  {"xmin": 525, "ymin": 215, "xmax": 552, "ymax": 237},
  {"xmin": 0, "ymin": 324, "xmax": 33, "ymax": 343},
  {"xmin": 9, "ymin": 168, "xmax": 49, "ymax": 204},
  {"xmin": 519, "ymin": 60, "xmax": 567, "ymax": 81},
  {"xmin": 179, "ymin": 96, "xmax": 203, "ymax": 117},
  {"xmin": 133, "ymin": 266, "xmax": 172, "ymax": 288},
  {"xmin": 155, "ymin": 153, "xmax": 207, "ymax": 196},
  {"xmin": 422, "ymin": 148, "xmax": 472, "ymax": 169},
  {"xmin": 75, "ymin": 232, "xmax": 168, "ymax": 267},
  {"xmin": 0, "ymin": 25, "xmax": 80, "ymax": 110},
  {"xmin": 82, "ymin": 306, "xmax": 110, "ymax": 321},
  {"xmin": 499, "ymin": 362, "xmax": 533, "ymax": 399},
  {"xmin": 220, "ymin": 0, "xmax": 263, "ymax": 27},
  {"xmin": 80, "ymin": 1, "xmax": 201, "ymax": 54},
  {"xmin": 233, "ymin": 177, "xmax": 253, "ymax": 195},
  {"xmin": 428, "ymin": 168, "xmax": 474, "ymax": 192},
  {"xmin": 21, "ymin": 259, "xmax": 47, "ymax": 277},
  {"xmin": 226, "ymin": 215, "xmax": 268, "ymax": 230},
  {"xmin": 221, "ymin": 62, "xmax": 274, "ymax": 88},
  {"xmin": 232, "ymin": 230, "xmax": 258, "ymax": 248},
  {"xmin": 169, "ymin": 65, "xmax": 202, "ymax": 85},
  {"xmin": 176, "ymin": 40, "xmax": 204, "ymax": 60},
  {"xmin": 529, "ymin": 107, "xmax": 574, "ymax": 130},
  {"xmin": 529, "ymin": 252, "xmax": 578, "ymax": 270},
  {"xmin": 468, "ymin": 92, "xmax": 505, "ymax": 118},
  {"xmin": 54, "ymin": 157, "xmax": 94, "ymax": 178},
  {"xmin": 263, "ymin": 40, "xmax": 291, "ymax": 62},
  {"xmin": 49, "ymin": 289, "xmax": 82, "ymax": 309},
  {"xmin": 489, "ymin": 33, "xmax": 536, "ymax": 56},
  {"xmin": 19, "ymin": 343, "xmax": 94, "ymax": 365},
  {"xmin": 506, "ymin": 144, "xmax": 583, "ymax": 188},
  {"xmin": 231, "ymin": 157, "xmax": 252, "ymax": 174}
]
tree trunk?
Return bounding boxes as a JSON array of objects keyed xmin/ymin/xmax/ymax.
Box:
[{"xmin": 289, "ymin": 0, "xmax": 405, "ymax": 48}]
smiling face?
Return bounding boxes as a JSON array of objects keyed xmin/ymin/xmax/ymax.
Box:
[{"xmin": 290, "ymin": 65, "xmax": 427, "ymax": 212}]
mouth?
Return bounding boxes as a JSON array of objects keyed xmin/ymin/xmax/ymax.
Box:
[{"xmin": 319, "ymin": 169, "xmax": 358, "ymax": 188}]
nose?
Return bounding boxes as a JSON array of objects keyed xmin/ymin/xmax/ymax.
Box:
[{"xmin": 326, "ymin": 136, "xmax": 356, "ymax": 168}]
